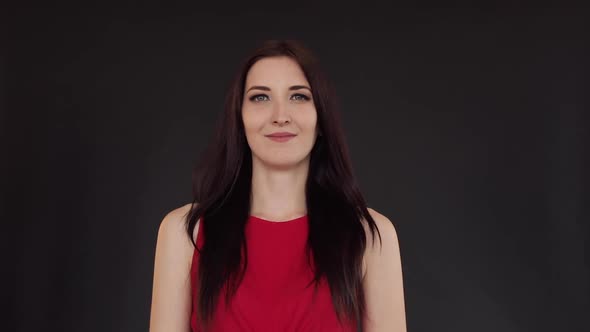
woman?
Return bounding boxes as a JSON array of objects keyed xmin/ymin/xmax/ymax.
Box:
[{"xmin": 150, "ymin": 40, "xmax": 407, "ymax": 332}]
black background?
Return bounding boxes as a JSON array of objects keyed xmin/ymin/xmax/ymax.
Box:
[{"xmin": 5, "ymin": 4, "xmax": 588, "ymax": 332}]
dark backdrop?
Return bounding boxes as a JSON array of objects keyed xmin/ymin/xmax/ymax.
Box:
[{"xmin": 5, "ymin": 5, "xmax": 588, "ymax": 332}]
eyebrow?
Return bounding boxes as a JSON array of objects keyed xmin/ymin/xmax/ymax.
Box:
[{"xmin": 246, "ymin": 85, "xmax": 311, "ymax": 93}]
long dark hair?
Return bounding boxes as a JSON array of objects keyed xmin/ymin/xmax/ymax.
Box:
[{"xmin": 185, "ymin": 40, "xmax": 382, "ymax": 331}]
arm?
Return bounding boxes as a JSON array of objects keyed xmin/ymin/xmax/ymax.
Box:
[
  {"xmin": 362, "ymin": 208, "xmax": 407, "ymax": 332},
  {"xmin": 149, "ymin": 204, "xmax": 195, "ymax": 332}
]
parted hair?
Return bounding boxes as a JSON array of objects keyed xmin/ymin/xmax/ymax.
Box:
[{"xmin": 185, "ymin": 39, "xmax": 382, "ymax": 332}]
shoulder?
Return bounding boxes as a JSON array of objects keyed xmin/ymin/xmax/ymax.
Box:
[
  {"xmin": 361, "ymin": 207, "xmax": 400, "ymax": 278},
  {"xmin": 361, "ymin": 208, "xmax": 407, "ymax": 331},
  {"xmin": 159, "ymin": 203, "xmax": 193, "ymax": 237},
  {"xmin": 364, "ymin": 207, "xmax": 399, "ymax": 251},
  {"xmin": 150, "ymin": 203, "xmax": 197, "ymax": 331},
  {"xmin": 157, "ymin": 203, "xmax": 198, "ymax": 252}
]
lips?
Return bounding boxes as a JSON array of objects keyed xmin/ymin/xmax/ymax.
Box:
[
  {"xmin": 266, "ymin": 132, "xmax": 296, "ymax": 142},
  {"xmin": 266, "ymin": 132, "xmax": 296, "ymax": 137}
]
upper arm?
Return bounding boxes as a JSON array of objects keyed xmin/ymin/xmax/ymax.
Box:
[
  {"xmin": 362, "ymin": 208, "xmax": 407, "ymax": 332},
  {"xmin": 149, "ymin": 203, "xmax": 197, "ymax": 332}
]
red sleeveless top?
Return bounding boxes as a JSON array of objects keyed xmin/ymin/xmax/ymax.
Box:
[{"xmin": 190, "ymin": 214, "xmax": 358, "ymax": 332}]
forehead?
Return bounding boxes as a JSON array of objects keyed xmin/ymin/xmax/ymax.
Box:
[{"xmin": 245, "ymin": 56, "xmax": 309, "ymax": 87}]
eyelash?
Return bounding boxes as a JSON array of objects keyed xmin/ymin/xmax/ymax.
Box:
[{"xmin": 249, "ymin": 93, "xmax": 311, "ymax": 102}]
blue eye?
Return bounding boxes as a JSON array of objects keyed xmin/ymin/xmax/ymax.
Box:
[
  {"xmin": 250, "ymin": 94, "xmax": 269, "ymax": 102},
  {"xmin": 249, "ymin": 93, "xmax": 311, "ymax": 102},
  {"xmin": 292, "ymin": 93, "xmax": 310, "ymax": 101}
]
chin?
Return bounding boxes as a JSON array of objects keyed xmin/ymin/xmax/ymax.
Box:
[{"xmin": 254, "ymin": 153, "xmax": 309, "ymax": 168}]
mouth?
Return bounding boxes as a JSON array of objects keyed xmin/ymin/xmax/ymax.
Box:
[
  {"xmin": 266, "ymin": 134, "xmax": 296, "ymax": 142},
  {"xmin": 265, "ymin": 131, "xmax": 297, "ymax": 141}
]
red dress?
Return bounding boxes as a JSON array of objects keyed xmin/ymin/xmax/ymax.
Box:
[{"xmin": 190, "ymin": 214, "xmax": 358, "ymax": 332}]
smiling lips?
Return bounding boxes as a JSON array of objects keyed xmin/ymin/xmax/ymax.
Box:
[{"xmin": 266, "ymin": 132, "xmax": 296, "ymax": 142}]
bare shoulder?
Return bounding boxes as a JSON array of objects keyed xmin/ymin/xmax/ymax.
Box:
[
  {"xmin": 150, "ymin": 203, "xmax": 197, "ymax": 331},
  {"xmin": 158, "ymin": 203, "xmax": 198, "ymax": 252},
  {"xmin": 166, "ymin": 202, "xmax": 193, "ymax": 220},
  {"xmin": 159, "ymin": 203, "xmax": 200, "ymax": 245},
  {"xmin": 361, "ymin": 207, "xmax": 400, "ymax": 280},
  {"xmin": 159, "ymin": 203, "xmax": 192, "ymax": 235},
  {"xmin": 361, "ymin": 207, "xmax": 407, "ymax": 331},
  {"xmin": 364, "ymin": 207, "xmax": 399, "ymax": 251}
]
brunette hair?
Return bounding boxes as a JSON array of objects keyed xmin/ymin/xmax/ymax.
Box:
[{"xmin": 185, "ymin": 39, "xmax": 382, "ymax": 331}]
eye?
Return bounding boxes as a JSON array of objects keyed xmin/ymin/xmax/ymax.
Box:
[
  {"xmin": 248, "ymin": 93, "xmax": 311, "ymax": 103},
  {"xmin": 249, "ymin": 94, "xmax": 269, "ymax": 102},
  {"xmin": 291, "ymin": 93, "xmax": 310, "ymax": 101}
]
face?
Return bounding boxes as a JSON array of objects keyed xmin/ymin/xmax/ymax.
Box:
[{"xmin": 242, "ymin": 56, "xmax": 318, "ymax": 169}]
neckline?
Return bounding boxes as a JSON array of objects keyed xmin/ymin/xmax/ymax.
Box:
[{"xmin": 249, "ymin": 214, "xmax": 308, "ymax": 224}]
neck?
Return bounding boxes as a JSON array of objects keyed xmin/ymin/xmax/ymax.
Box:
[{"xmin": 249, "ymin": 155, "xmax": 309, "ymax": 220}]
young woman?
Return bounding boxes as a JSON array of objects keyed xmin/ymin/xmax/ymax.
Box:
[{"xmin": 150, "ymin": 40, "xmax": 407, "ymax": 332}]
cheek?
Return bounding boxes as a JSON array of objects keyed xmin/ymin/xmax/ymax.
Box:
[
  {"xmin": 242, "ymin": 108, "xmax": 263, "ymax": 132},
  {"xmin": 301, "ymin": 107, "xmax": 318, "ymax": 130},
  {"xmin": 242, "ymin": 112, "xmax": 269, "ymax": 150}
]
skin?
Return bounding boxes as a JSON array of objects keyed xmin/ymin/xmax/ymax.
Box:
[
  {"xmin": 242, "ymin": 56, "xmax": 318, "ymax": 222},
  {"xmin": 149, "ymin": 56, "xmax": 407, "ymax": 332}
]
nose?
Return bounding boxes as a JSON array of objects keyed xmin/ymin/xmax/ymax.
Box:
[{"xmin": 271, "ymin": 100, "xmax": 290, "ymax": 126}]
